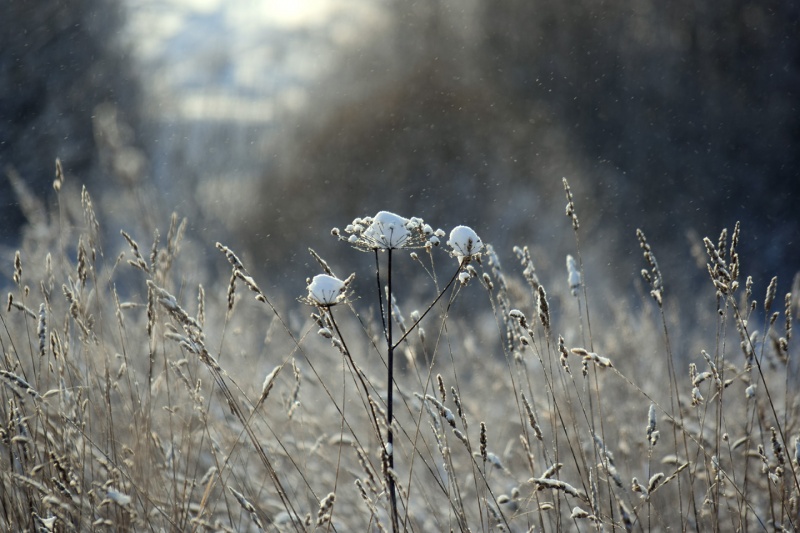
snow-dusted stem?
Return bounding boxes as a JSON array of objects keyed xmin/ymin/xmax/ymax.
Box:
[{"xmin": 386, "ymin": 249, "xmax": 398, "ymax": 532}]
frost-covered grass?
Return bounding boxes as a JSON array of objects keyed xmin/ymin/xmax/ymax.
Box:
[{"xmin": 1, "ymin": 172, "xmax": 798, "ymax": 532}]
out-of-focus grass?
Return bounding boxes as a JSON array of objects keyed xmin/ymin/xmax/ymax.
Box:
[{"xmin": 0, "ymin": 169, "xmax": 796, "ymax": 531}]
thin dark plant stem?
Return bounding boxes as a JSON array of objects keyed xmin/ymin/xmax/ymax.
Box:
[
  {"xmin": 392, "ymin": 265, "xmax": 461, "ymax": 350},
  {"xmin": 328, "ymin": 311, "xmax": 384, "ymax": 444},
  {"xmin": 734, "ymin": 299, "xmax": 800, "ymax": 526},
  {"xmin": 659, "ymin": 305, "xmax": 698, "ymax": 532},
  {"xmin": 399, "ymin": 263, "xmax": 467, "ymax": 531},
  {"xmin": 386, "ymin": 249, "xmax": 398, "ymax": 533},
  {"xmin": 376, "ymin": 249, "xmax": 388, "ymax": 341}
]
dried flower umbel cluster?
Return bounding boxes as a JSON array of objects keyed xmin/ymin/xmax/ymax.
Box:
[
  {"xmin": 334, "ymin": 211, "xmax": 443, "ymax": 251},
  {"xmin": 305, "ymin": 273, "xmax": 354, "ymax": 307},
  {"xmin": 309, "ymin": 210, "xmax": 485, "ymax": 532}
]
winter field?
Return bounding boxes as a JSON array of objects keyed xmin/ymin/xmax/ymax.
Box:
[
  {"xmin": 2, "ymin": 0, "xmax": 799, "ymax": 531},
  {"xmin": 2, "ymin": 171, "xmax": 798, "ymax": 530}
]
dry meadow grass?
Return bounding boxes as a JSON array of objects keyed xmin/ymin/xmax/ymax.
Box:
[{"xmin": 1, "ymin": 170, "xmax": 797, "ymax": 532}]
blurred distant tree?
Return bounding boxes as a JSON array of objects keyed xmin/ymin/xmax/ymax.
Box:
[
  {"xmin": 0, "ymin": 0, "xmax": 142, "ymax": 242},
  {"xmin": 252, "ymin": 0, "xmax": 798, "ymax": 286},
  {"xmin": 479, "ymin": 0, "xmax": 800, "ymax": 265}
]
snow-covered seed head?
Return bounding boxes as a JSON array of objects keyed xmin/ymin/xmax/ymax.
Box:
[
  {"xmin": 447, "ymin": 225, "xmax": 483, "ymax": 264},
  {"xmin": 363, "ymin": 211, "xmax": 411, "ymax": 248},
  {"xmin": 105, "ymin": 489, "xmax": 132, "ymax": 506},
  {"xmin": 509, "ymin": 309, "xmax": 528, "ymax": 328},
  {"xmin": 571, "ymin": 507, "xmax": 591, "ymax": 519},
  {"xmin": 339, "ymin": 211, "xmax": 438, "ymax": 250},
  {"xmin": 307, "ymin": 274, "xmax": 347, "ymax": 307},
  {"xmin": 691, "ymin": 386, "xmax": 704, "ymax": 405},
  {"xmin": 567, "ymin": 254, "xmax": 581, "ymax": 296},
  {"xmin": 260, "ymin": 365, "xmax": 282, "ymax": 402},
  {"xmin": 646, "ymin": 403, "xmax": 658, "ymax": 445}
]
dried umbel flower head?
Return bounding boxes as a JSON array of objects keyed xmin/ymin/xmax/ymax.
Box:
[
  {"xmin": 447, "ymin": 225, "xmax": 483, "ymax": 264},
  {"xmin": 340, "ymin": 211, "xmax": 440, "ymax": 251},
  {"xmin": 364, "ymin": 211, "xmax": 411, "ymax": 248},
  {"xmin": 306, "ymin": 274, "xmax": 349, "ymax": 307}
]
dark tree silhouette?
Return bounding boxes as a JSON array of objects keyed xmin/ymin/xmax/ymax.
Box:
[{"xmin": 1, "ymin": 0, "xmax": 143, "ymax": 243}]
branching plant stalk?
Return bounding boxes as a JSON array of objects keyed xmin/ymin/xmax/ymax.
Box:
[
  {"xmin": 385, "ymin": 252, "xmax": 463, "ymax": 532},
  {"xmin": 400, "ymin": 264, "xmax": 470, "ymax": 532},
  {"xmin": 392, "ymin": 265, "xmax": 462, "ymax": 350}
]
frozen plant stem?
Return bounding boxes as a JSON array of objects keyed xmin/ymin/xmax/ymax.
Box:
[
  {"xmin": 382, "ymin": 252, "xmax": 463, "ymax": 533},
  {"xmin": 339, "ymin": 212, "xmax": 479, "ymax": 531},
  {"xmin": 386, "ymin": 249, "xmax": 398, "ymax": 533},
  {"xmin": 372, "ymin": 246, "xmax": 399, "ymax": 530}
]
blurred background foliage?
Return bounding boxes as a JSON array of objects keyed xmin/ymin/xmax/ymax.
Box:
[
  {"xmin": 2, "ymin": 0, "xmax": 798, "ymax": 298},
  {"xmin": 1, "ymin": 0, "xmax": 144, "ymax": 241},
  {"xmin": 251, "ymin": 0, "xmax": 799, "ymax": 294}
]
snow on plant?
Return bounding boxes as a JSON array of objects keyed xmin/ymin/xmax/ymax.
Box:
[
  {"xmin": 567, "ymin": 254, "xmax": 581, "ymax": 296},
  {"xmin": 306, "ymin": 274, "xmax": 348, "ymax": 307},
  {"xmin": 363, "ymin": 211, "xmax": 410, "ymax": 248},
  {"xmin": 447, "ymin": 225, "xmax": 483, "ymax": 264},
  {"xmin": 336, "ymin": 211, "xmax": 443, "ymax": 251},
  {"xmin": 327, "ymin": 211, "xmax": 487, "ymax": 531}
]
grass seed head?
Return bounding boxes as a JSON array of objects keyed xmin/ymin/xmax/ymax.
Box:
[
  {"xmin": 765, "ymin": 276, "xmax": 778, "ymax": 312},
  {"xmin": 537, "ymin": 285, "xmax": 550, "ymax": 332},
  {"xmin": 563, "ymin": 177, "xmax": 580, "ymax": 230},
  {"xmin": 260, "ymin": 365, "xmax": 282, "ymax": 403},
  {"xmin": 480, "ymin": 421, "xmax": 488, "ymax": 461}
]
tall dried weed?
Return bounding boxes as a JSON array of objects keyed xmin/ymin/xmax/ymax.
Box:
[{"xmin": 0, "ymin": 169, "xmax": 796, "ymax": 532}]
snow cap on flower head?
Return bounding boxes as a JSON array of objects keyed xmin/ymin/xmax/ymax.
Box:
[
  {"xmin": 338, "ymin": 211, "xmax": 442, "ymax": 251},
  {"xmin": 363, "ymin": 211, "xmax": 411, "ymax": 249},
  {"xmin": 307, "ymin": 274, "xmax": 347, "ymax": 306},
  {"xmin": 447, "ymin": 225, "xmax": 483, "ymax": 263}
]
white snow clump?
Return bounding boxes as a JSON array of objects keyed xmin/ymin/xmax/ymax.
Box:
[
  {"xmin": 566, "ymin": 254, "xmax": 581, "ymax": 296},
  {"xmin": 447, "ymin": 225, "xmax": 483, "ymax": 263},
  {"xmin": 363, "ymin": 211, "xmax": 411, "ymax": 249},
  {"xmin": 307, "ymin": 274, "xmax": 346, "ymax": 306},
  {"xmin": 340, "ymin": 211, "xmax": 441, "ymax": 250}
]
